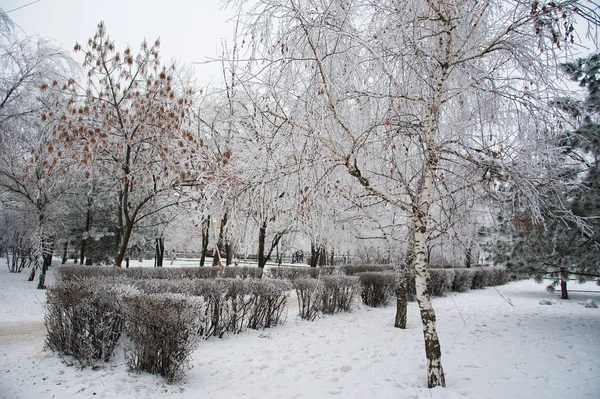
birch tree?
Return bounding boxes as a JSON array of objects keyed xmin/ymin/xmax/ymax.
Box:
[{"xmin": 227, "ymin": 0, "xmax": 595, "ymax": 388}]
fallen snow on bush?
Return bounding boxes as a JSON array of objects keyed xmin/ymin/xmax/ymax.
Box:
[{"xmin": 0, "ymin": 261, "xmax": 599, "ymax": 399}]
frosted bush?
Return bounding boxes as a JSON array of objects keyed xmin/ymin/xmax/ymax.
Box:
[
  {"xmin": 428, "ymin": 269, "xmax": 455, "ymax": 297},
  {"xmin": 321, "ymin": 275, "xmax": 360, "ymax": 314},
  {"xmin": 45, "ymin": 281, "xmax": 136, "ymax": 366},
  {"xmin": 123, "ymin": 293, "xmax": 205, "ymax": 383},
  {"xmin": 358, "ymin": 272, "xmax": 396, "ymax": 307},
  {"xmin": 292, "ymin": 278, "xmax": 322, "ymax": 320},
  {"xmin": 452, "ymin": 269, "xmax": 475, "ymax": 292}
]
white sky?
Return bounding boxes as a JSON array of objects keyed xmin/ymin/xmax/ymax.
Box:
[{"xmin": 2, "ymin": 0, "xmax": 237, "ymax": 87}]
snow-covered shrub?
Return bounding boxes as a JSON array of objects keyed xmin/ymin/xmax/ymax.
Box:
[
  {"xmin": 268, "ymin": 266, "xmax": 337, "ymax": 280},
  {"xmin": 471, "ymin": 267, "xmax": 490, "ymax": 289},
  {"xmin": 486, "ymin": 267, "xmax": 510, "ymax": 286},
  {"xmin": 45, "ymin": 281, "xmax": 135, "ymax": 366},
  {"xmin": 123, "ymin": 293, "xmax": 205, "ymax": 383},
  {"xmin": 191, "ymin": 279, "xmax": 229, "ymax": 338},
  {"xmin": 428, "ymin": 269, "xmax": 455, "ymax": 297},
  {"xmin": 222, "ymin": 266, "xmax": 263, "ymax": 279},
  {"xmin": 292, "ymin": 278, "xmax": 323, "ymax": 320},
  {"xmin": 358, "ymin": 272, "xmax": 396, "ymax": 307},
  {"xmin": 133, "ymin": 278, "xmax": 197, "ymax": 295},
  {"xmin": 247, "ymin": 279, "xmax": 291, "ymax": 329},
  {"xmin": 225, "ymin": 278, "xmax": 253, "ymax": 334},
  {"xmin": 321, "ymin": 275, "xmax": 360, "ymax": 314},
  {"xmin": 452, "ymin": 269, "xmax": 475, "ymax": 292},
  {"xmin": 55, "ymin": 265, "xmax": 128, "ymax": 281},
  {"xmin": 339, "ymin": 265, "xmax": 394, "ymax": 276}
]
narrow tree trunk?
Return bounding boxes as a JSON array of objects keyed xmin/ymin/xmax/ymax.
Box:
[
  {"xmin": 213, "ymin": 213, "xmax": 228, "ymax": 266},
  {"xmin": 465, "ymin": 244, "xmax": 472, "ymax": 269},
  {"xmin": 80, "ymin": 204, "xmax": 92, "ymax": 265},
  {"xmin": 395, "ymin": 269, "xmax": 408, "ymax": 329},
  {"xmin": 396, "ymin": 226, "xmax": 415, "ymax": 329},
  {"xmin": 226, "ymin": 243, "xmax": 233, "ymax": 266},
  {"xmin": 310, "ymin": 243, "xmax": 318, "ymax": 268},
  {"xmin": 114, "ymin": 221, "xmax": 134, "ymax": 267},
  {"xmin": 560, "ymin": 273, "xmax": 569, "ymax": 300},
  {"xmin": 61, "ymin": 241, "xmax": 68, "ymax": 264},
  {"xmin": 318, "ymin": 246, "xmax": 326, "ymax": 266},
  {"xmin": 200, "ymin": 216, "xmax": 210, "ymax": 267},
  {"xmin": 329, "ymin": 249, "xmax": 334, "ymax": 267},
  {"xmin": 37, "ymin": 252, "xmax": 52, "ymax": 290},
  {"xmin": 258, "ymin": 220, "xmax": 267, "ymax": 269},
  {"xmin": 413, "ymin": 214, "xmax": 445, "ymax": 388},
  {"xmin": 155, "ymin": 237, "xmax": 164, "ymax": 267}
]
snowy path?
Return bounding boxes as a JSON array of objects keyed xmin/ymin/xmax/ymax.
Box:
[{"xmin": 1, "ymin": 264, "xmax": 599, "ymax": 399}]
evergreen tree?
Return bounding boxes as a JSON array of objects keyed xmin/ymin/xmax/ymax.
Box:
[{"xmin": 493, "ymin": 54, "xmax": 600, "ymax": 298}]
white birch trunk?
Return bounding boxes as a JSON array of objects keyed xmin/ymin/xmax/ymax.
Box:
[{"xmin": 413, "ymin": 171, "xmax": 446, "ymax": 388}]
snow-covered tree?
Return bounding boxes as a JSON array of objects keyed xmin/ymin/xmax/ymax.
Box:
[
  {"xmin": 49, "ymin": 22, "xmax": 210, "ymax": 266},
  {"xmin": 0, "ymin": 11, "xmax": 77, "ymax": 287},
  {"xmin": 493, "ymin": 53, "xmax": 600, "ymax": 298},
  {"xmin": 225, "ymin": 0, "xmax": 595, "ymax": 388}
]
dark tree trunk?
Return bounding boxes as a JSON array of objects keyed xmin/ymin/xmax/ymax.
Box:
[
  {"xmin": 213, "ymin": 213, "xmax": 228, "ymax": 266},
  {"xmin": 258, "ymin": 221, "xmax": 267, "ymax": 269},
  {"xmin": 80, "ymin": 200, "xmax": 92, "ymax": 265},
  {"xmin": 200, "ymin": 216, "xmax": 210, "ymax": 267},
  {"xmin": 27, "ymin": 266, "xmax": 35, "ymax": 281},
  {"xmin": 396, "ymin": 227, "xmax": 414, "ymax": 328},
  {"xmin": 395, "ymin": 269, "xmax": 408, "ymax": 329},
  {"xmin": 465, "ymin": 244, "xmax": 472, "ymax": 269},
  {"xmin": 318, "ymin": 246, "xmax": 326, "ymax": 266},
  {"xmin": 329, "ymin": 249, "xmax": 334, "ymax": 267},
  {"xmin": 310, "ymin": 243, "xmax": 318, "ymax": 268},
  {"xmin": 37, "ymin": 252, "xmax": 52, "ymax": 290},
  {"xmin": 61, "ymin": 241, "xmax": 68, "ymax": 264},
  {"xmin": 114, "ymin": 221, "xmax": 134, "ymax": 267},
  {"xmin": 155, "ymin": 237, "xmax": 164, "ymax": 267},
  {"xmin": 561, "ymin": 274, "xmax": 569, "ymax": 300},
  {"xmin": 226, "ymin": 243, "xmax": 233, "ymax": 266}
]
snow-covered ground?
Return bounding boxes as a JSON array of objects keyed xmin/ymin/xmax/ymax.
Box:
[{"xmin": 1, "ymin": 260, "xmax": 599, "ymax": 399}]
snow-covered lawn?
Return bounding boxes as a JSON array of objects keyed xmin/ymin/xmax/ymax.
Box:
[{"xmin": 1, "ymin": 261, "xmax": 598, "ymax": 399}]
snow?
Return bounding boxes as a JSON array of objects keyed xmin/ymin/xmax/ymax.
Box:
[{"xmin": 1, "ymin": 260, "xmax": 599, "ymax": 399}]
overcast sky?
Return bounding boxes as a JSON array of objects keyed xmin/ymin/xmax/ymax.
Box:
[{"xmin": 2, "ymin": 0, "xmax": 237, "ymax": 86}]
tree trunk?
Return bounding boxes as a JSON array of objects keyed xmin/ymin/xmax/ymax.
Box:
[
  {"xmin": 413, "ymin": 213, "xmax": 445, "ymax": 388},
  {"xmin": 318, "ymin": 246, "xmax": 326, "ymax": 266},
  {"xmin": 329, "ymin": 249, "xmax": 334, "ymax": 267},
  {"xmin": 80, "ymin": 199, "xmax": 92, "ymax": 265},
  {"xmin": 200, "ymin": 216, "xmax": 210, "ymax": 267},
  {"xmin": 395, "ymin": 269, "xmax": 408, "ymax": 329},
  {"xmin": 61, "ymin": 241, "xmax": 68, "ymax": 264},
  {"xmin": 155, "ymin": 237, "xmax": 164, "ymax": 267},
  {"xmin": 37, "ymin": 252, "xmax": 52, "ymax": 290},
  {"xmin": 560, "ymin": 274, "xmax": 569, "ymax": 300},
  {"xmin": 114, "ymin": 221, "xmax": 134, "ymax": 267},
  {"xmin": 258, "ymin": 220, "xmax": 267, "ymax": 269},
  {"xmin": 213, "ymin": 213, "xmax": 228, "ymax": 266},
  {"xmin": 465, "ymin": 244, "xmax": 472, "ymax": 269},
  {"xmin": 310, "ymin": 243, "xmax": 318, "ymax": 268},
  {"xmin": 396, "ymin": 225, "xmax": 415, "ymax": 329}
]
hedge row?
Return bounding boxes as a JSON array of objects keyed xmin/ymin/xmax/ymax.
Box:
[
  {"xmin": 292, "ymin": 276, "xmax": 360, "ymax": 320},
  {"xmin": 45, "ymin": 277, "xmax": 289, "ymax": 382},
  {"xmin": 401, "ymin": 266, "xmax": 510, "ymax": 303},
  {"xmin": 55, "ymin": 265, "xmax": 263, "ymax": 281}
]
